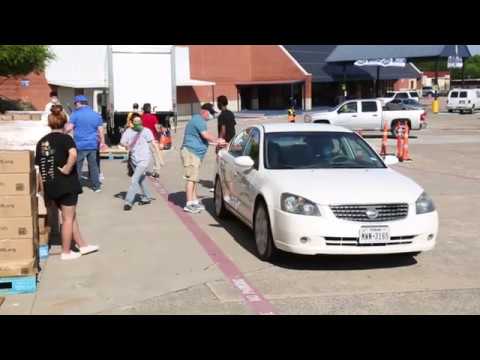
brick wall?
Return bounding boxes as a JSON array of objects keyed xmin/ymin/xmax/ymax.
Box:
[{"xmin": 0, "ymin": 72, "xmax": 51, "ymax": 110}]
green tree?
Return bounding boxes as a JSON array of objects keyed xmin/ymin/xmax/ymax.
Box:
[
  {"xmin": 415, "ymin": 55, "xmax": 480, "ymax": 80},
  {"xmin": 0, "ymin": 45, "xmax": 54, "ymax": 77}
]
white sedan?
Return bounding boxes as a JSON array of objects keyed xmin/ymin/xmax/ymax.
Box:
[{"xmin": 214, "ymin": 123, "xmax": 438, "ymax": 261}]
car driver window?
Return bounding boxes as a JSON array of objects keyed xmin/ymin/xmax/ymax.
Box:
[
  {"xmin": 229, "ymin": 130, "xmax": 251, "ymax": 158},
  {"xmin": 243, "ymin": 129, "xmax": 260, "ymax": 169},
  {"xmin": 339, "ymin": 102, "xmax": 357, "ymax": 114}
]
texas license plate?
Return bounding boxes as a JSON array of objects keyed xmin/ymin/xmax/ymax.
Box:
[{"xmin": 359, "ymin": 226, "xmax": 390, "ymax": 244}]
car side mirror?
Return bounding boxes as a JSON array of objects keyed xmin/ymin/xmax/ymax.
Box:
[
  {"xmin": 384, "ymin": 155, "xmax": 399, "ymax": 166},
  {"xmin": 234, "ymin": 156, "xmax": 255, "ymax": 169}
]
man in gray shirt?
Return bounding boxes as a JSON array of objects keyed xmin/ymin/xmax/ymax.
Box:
[{"xmin": 120, "ymin": 114, "xmax": 160, "ymax": 211}]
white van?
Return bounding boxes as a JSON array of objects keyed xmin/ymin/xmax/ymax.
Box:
[{"xmin": 447, "ymin": 89, "xmax": 480, "ymax": 114}]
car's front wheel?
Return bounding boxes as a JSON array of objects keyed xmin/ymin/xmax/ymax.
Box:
[
  {"xmin": 254, "ymin": 201, "xmax": 277, "ymax": 261},
  {"xmin": 214, "ymin": 176, "xmax": 228, "ymax": 219}
]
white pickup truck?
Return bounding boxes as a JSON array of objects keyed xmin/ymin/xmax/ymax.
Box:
[{"xmin": 304, "ymin": 99, "xmax": 427, "ymax": 136}]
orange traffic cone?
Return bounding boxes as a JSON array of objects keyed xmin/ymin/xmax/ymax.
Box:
[
  {"xmin": 402, "ymin": 125, "xmax": 411, "ymax": 161},
  {"xmin": 380, "ymin": 121, "xmax": 388, "ymax": 156},
  {"xmin": 396, "ymin": 124, "xmax": 405, "ymax": 162}
]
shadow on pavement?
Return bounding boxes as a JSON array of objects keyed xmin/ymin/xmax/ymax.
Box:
[{"xmin": 202, "ymin": 197, "xmax": 417, "ymax": 271}]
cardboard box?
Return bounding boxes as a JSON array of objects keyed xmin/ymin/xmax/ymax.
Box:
[
  {"xmin": 0, "ymin": 238, "xmax": 35, "ymax": 262},
  {"xmin": 0, "ymin": 258, "xmax": 38, "ymax": 277},
  {"xmin": 0, "ymin": 151, "xmax": 34, "ymax": 174},
  {"xmin": 38, "ymin": 215, "xmax": 47, "ymax": 234},
  {"xmin": 0, "ymin": 114, "xmax": 14, "ymax": 121},
  {"xmin": 39, "ymin": 226, "xmax": 51, "ymax": 246},
  {"xmin": 0, "ymin": 172, "xmax": 36, "ymax": 195},
  {"xmin": 0, "ymin": 217, "xmax": 35, "ymax": 239},
  {"xmin": 37, "ymin": 193, "xmax": 47, "ymax": 215},
  {"xmin": 12, "ymin": 113, "xmax": 32, "ymax": 121},
  {"xmin": 0, "ymin": 195, "xmax": 37, "ymax": 218}
]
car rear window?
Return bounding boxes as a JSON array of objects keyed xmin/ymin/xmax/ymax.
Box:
[
  {"xmin": 409, "ymin": 92, "xmax": 419, "ymax": 97},
  {"xmin": 396, "ymin": 93, "xmax": 409, "ymax": 99},
  {"xmin": 450, "ymin": 92, "xmax": 458, "ymax": 98},
  {"xmin": 460, "ymin": 91, "xmax": 468, "ymax": 98}
]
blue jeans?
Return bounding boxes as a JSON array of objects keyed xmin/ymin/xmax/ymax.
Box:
[
  {"xmin": 125, "ymin": 164, "xmax": 154, "ymax": 205},
  {"xmin": 77, "ymin": 150, "xmax": 101, "ymax": 190}
]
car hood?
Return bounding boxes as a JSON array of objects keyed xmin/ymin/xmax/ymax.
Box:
[{"xmin": 266, "ymin": 168, "xmax": 423, "ymax": 205}]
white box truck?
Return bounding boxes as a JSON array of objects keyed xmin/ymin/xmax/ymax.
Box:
[{"xmin": 106, "ymin": 45, "xmax": 177, "ymax": 144}]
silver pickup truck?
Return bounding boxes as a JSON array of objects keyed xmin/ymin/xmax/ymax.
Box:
[{"xmin": 304, "ymin": 99, "xmax": 427, "ymax": 136}]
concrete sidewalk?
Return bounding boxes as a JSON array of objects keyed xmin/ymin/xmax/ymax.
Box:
[{"xmin": 0, "ymin": 160, "xmax": 252, "ymax": 315}]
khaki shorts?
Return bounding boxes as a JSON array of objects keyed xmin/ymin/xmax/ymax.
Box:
[{"xmin": 181, "ymin": 148, "xmax": 202, "ymax": 183}]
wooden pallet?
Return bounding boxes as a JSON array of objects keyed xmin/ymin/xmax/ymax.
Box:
[{"xmin": 0, "ymin": 275, "xmax": 37, "ymax": 295}]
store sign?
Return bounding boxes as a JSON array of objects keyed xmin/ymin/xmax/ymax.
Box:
[
  {"xmin": 20, "ymin": 79, "xmax": 30, "ymax": 87},
  {"xmin": 447, "ymin": 56, "xmax": 463, "ymax": 69},
  {"xmin": 354, "ymin": 58, "xmax": 407, "ymax": 67}
]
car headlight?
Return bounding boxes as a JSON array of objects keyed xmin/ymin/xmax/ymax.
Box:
[
  {"xmin": 416, "ymin": 191, "xmax": 435, "ymax": 214},
  {"xmin": 281, "ymin": 193, "xmax": 321, "ymax": 216},
  {"xmin": 304, "ymin": 114, "xmax": 312, "ymax": 123}
]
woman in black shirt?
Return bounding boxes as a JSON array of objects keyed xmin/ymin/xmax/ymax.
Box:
[{"xmin": 36, "ymin": 105, "xmax": 99, "ymax": 261}]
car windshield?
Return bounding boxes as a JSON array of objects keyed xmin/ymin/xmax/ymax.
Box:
[
  {"xmin": 265, "ymin": 132, "xmax": 386, "ymax": 170},
  {"xmin": 409, "ymin": 92, "xmax": 419, "ymax": 97}
]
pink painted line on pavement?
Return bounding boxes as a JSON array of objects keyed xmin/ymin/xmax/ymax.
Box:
[{"xmin": 149, "ymin": 178, "xmax": 277, "ymax": 315}]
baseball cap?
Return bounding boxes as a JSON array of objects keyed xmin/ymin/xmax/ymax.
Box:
[
  {"xmin": 201, "ymin": 103, "xmax": 217, "ymax": 115},
  {"xmin": 74, "ymin": 95, "xmax": 88, "ymax": 103}
]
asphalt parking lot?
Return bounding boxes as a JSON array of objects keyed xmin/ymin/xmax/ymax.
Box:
[{"xmin": 1, "ymin": 110, "xmax": 480, "ymax": 315}]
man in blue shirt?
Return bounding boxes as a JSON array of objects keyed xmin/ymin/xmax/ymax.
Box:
[
  {"xmin": 67, "ymin": 95, "xmax": 105, "ymax": 192},
  {"xmin": 181, "ymin": 103, "xmax": 225, "ymax": 214}
]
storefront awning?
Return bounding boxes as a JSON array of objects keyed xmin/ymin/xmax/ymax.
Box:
[
  {"xmin": 176, "ymin": 79, "xmax": 216, "ymax": 86},
  {"xmin": 236, "ymin": 80, "xmax": 304, "ymax": 85}
]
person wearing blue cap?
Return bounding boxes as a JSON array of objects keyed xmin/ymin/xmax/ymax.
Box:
[{"xmin": 66, "ymin": 95, "xmax": 105, "ymax": 192}]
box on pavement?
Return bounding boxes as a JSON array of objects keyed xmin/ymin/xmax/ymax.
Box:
[
  {"xmin": 39, "ymin": 226, "xmax": 50, "ymax": 246},
  {"xmin": 0, "ymin": 172, "xmax": 36, "ymax": 196},
  {"xmin": 0, "ymin": 258, "xmax": 38, "ymax": 277},
  {"xmin": 0, "ymin": 238, "xmax": 36, "ymax": 261},
  {"xmin": 37, "ymin": 193, "xmax": 47, "ymax": 216},
  {"xmin": 0, "ymin": 150, "xmax": 34, "ymax": 174},
  {"xmin": 0, "ymin": 217, "xmax": 37, "ymax": 240},
  {"xmin": 0, "ymin": 195, "xmax": 37, "ymax": 218}
]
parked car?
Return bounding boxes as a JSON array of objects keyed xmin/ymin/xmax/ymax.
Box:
[
  {"xmin": 378, "ymin": 91, "xmax": 420, "ymax": 105},
  {"xmin": 447, "ymin": 89, "xmax": 480, "ymax": 114},
  {"xmin": 422, "ymin": 86, "xmax": 435, "ymax": 97},
  {"xmin": 385, "ymin": 98, "xmax": 425, "ymax": 111},
  {"xmin": 303, "ymin": 99, "xmax": 427, "ymax": 136},
  {"xmin": 214, "ymin": 124, "xmax": 439, "ymax": 261}
]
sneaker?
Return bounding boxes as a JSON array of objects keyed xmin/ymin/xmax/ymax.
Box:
[
  {"xmin": 60, "ymin": 251, "xmax": 82, "ymax": 261},
  {"xmin": 193, "ymin": 201, "xmax": 205, "ymax": 210},
  {"xmin": 124, "ymin": 204, "xmax": 132, "ymax": 211},
  {"xmin": 138, "ymin": 199, "xmax": 151, "ymax": 206},
  {"xmin": 77, "ymin": 245, "xmax": 99, "ymax": 255},
  {"xmin": 184, "ymin": 204, "xmax": 201, "ymax": 214},
  {"xmin": 99, "ymin": 173, "xmax": 105, "ymax": 183},
  {"xmin": 93, "ymin": 188, "xmax": 102, "ymax": 193}
]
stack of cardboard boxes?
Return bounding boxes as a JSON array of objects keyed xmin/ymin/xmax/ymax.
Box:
[{"xmin": 0, "ymin": 150, "xmax": 39, "ymax": 278}]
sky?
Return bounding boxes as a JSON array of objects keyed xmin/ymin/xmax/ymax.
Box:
[{"xmin": 468, "ymin": 45, "xmax": 480, "ymax": 55}]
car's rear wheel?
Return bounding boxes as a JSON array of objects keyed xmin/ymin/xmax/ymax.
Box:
[
  {"xmin": 448, "ymin": 109, "xmax": 453, "ymax": 113},
  {"xmin": 214, "ymin": 176, "xmax": 228, "ymax": 219},
  {"xmin": 254, "ymin": 201, "xmax": 276, "ymax": 261}
]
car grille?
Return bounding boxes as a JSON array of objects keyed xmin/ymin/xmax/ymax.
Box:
[
  {"xmin": 330, "ymin": 203, "xmax": 409, "ymax": 222},
  {"xmin": 325, "ymin": 235, "xmax": 415, "ymax": 247}
]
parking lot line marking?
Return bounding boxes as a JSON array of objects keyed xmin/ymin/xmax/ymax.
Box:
[{"xmin": 149, "ymin": 178, "xmax": 277, "ymax": 315}]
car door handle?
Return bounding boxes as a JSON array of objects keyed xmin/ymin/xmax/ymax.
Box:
[
  {"xmin": 372, "ymin": 114, "xmax": 378, "ymax": 117},
  {"xmin": 352, "ymin": 115, "xmax": 358, "ymax": 117}
]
